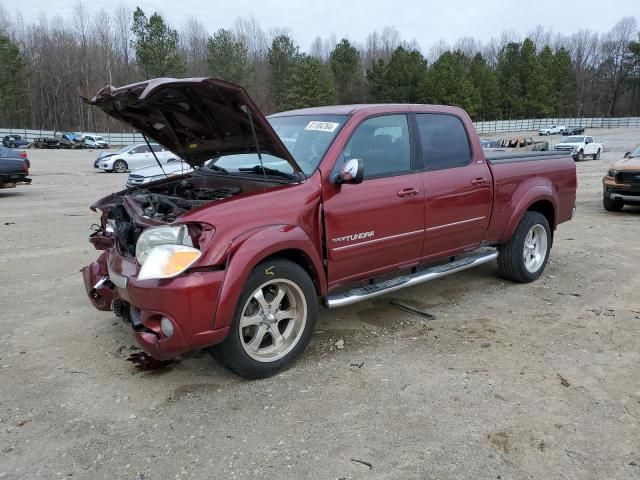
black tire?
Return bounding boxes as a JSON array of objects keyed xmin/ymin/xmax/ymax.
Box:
[
  {"xmin": 212, "ymin": 259, "xmax": 317, "ymax": 379},
  {"xmin": 546, "ymin": 131, "xmax": 551, "ymax": 136},
  {"xmin": 497, "ymin": 211, "xmax": 552, "ymax": 283},
  {"xmin": 594, "ymin": 149, "xmax": 601, "ymax": 160},
  {"xmin": 603, "ymin": 194, "xmax": 623, "ymax": 212},
  {"xmin": 113, "ymin": 159, "xmax": 127, "ymax": 173},
  {"xmin": 576, "ymin": 150, "xmax": 584, "ymax": 162}
]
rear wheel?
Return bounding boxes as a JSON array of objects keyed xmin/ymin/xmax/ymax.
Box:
[
  {"xmin": 212, "ymin": 259, "xmax": 317, "ymax": 379},
  {"xmin": 497, "ymin": 212, "xmax": 551, "ymax": 283},
  {"xmin": 113, "ymin": 160, "xmax": 127, "ymax": 173},
  {"xmin": 594, "ymin": 149, "xmax": 601, "ymax": 160},
  {"xmin": 603, "ymin": 193, "xmax": 623, "ymax": 212}
]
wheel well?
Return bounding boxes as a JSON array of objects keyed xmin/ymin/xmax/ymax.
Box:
[
  {"xmin": 527, "ymin": 200, "xmax": 555, "ymax": 230},
  {"xmin": 262, "ymin": 249, "xmax": 321, "ymax": 295}
]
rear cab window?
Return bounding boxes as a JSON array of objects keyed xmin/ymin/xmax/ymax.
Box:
[{"xmin": 415, "ymin": 114, "xmax": 472, "ymax": 171}]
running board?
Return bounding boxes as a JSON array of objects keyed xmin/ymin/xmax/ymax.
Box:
[{"xmin": 324, "ymin": 250, "xmax": 498, "ymax": 308}]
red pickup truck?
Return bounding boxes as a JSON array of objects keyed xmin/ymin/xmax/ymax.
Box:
[{"xmin": 82, "ymin": 78, "xmax": 577, "ymax": 378}]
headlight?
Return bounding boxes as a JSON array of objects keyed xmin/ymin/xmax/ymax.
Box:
[
  {"xmin": 607, "ymin": 169, "xmax": 616, "ymax": 177},
  {"xmin": 144, "ymin": 175, "xmax": 166, "ymax": 183},
  {"xmin": 138, "ymin": 244, "xmax": 201, "ymax": 280},
  {"xmin": 136, "ymin": 225, "xmax": 194, "ymax": 264}
]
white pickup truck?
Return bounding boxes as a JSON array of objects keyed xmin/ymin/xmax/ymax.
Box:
[
  {"xmin": 538, "ymin": 124, "xmax": 566, "ymax": 135},
  {"xmin": 554, "ymin": 135, "xmax": 603, "ymax": 161}
]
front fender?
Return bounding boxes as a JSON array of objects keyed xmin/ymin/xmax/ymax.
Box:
[
  {"xmin": 501, "ymin": 181, "xmax": 557, "ymax": 243},
  {"xmin": 213, "ymin": 224, "xmax": 326, "ymax": 331}
]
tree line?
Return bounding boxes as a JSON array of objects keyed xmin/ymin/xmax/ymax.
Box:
[{"xmin": 0, "ymin": 3, "xmax": 638, "ymax": 132}]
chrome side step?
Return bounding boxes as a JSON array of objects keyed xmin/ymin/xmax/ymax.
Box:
[{"xmin": 324, "ymin": 250, "xmax": 498, "ymax": 308}]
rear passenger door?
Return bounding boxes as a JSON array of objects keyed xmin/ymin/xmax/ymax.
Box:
[
  {"xmin": 415, "ymin": 113, "xmax": 493, "ymax": 261},
  {"xmin": 323, "ymin": 114, "xmax": 425, "ymax": 286}
]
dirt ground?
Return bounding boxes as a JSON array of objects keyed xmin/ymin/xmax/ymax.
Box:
[{"xmin": 1, "ymin": 128, "xmax": 639, "ymax": 480}]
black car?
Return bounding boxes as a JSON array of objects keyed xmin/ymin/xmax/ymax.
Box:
[
  {"xmin": 0, "ymin": 145, "xmax": 30, "ymax": 168},
  {"xmin": 2, "ymin": 135, "xmax": 29, "ymax": 148},
  {"xmin": 0, "ymin": 155, "xmax": 31, "ymax": 189},
  {"xmin": 563, "ymin": 126, "xmax": 585, "ymax": 135}
]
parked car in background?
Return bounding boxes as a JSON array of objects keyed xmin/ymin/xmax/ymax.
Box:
[
  {"xmin": 0, "ymin": 151, "xmax": 31, "ymax": 189},
  {"xmin": 82, "ymin": 77, "xmax": 577, "ymax": 378},
  {"xmin": 83, "ymin": 133, "xmax": 109, "ymax": 149},
  {"xmin": 494, "ymin": 136, "xmax": 549, "ymax": 151},
  {"xmin": 95, "ymin": 143, "xmax": 178, "ymax": 172},
  {"xmin": 479, "ymin": 139, "xmax": 501, "ymax": 149},
  {"xmin": 33, "ymin": 136, "xmax": 60, "ymax": 149},
  {"xmin": 2, "ymin": 135, "xmax": 29, "ymax": 148},
  {"xmin": 0, "ymin": 146, "xmax": 30, "ymax": 168},
  {"xmin": 554, "ymin": 135, "xmax": 603, "ymax": 161},
  {"xmin": 124, "ymin": 158, "xmax": 193, "ymax": 188},
  {"xmin": 562, "ymin": 126, "xmax": 585, "ymax": 135},
  {"xmin": 538, "ymin": 124, "xmax": 566, "ymax": 135},
  {"xmin": 602, "ymin": 145, "xmax": 640, "ymax": 211}
]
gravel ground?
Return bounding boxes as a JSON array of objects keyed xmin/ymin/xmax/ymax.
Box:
[{"xmin": 1, "ymin": 128, "xmax": 639, "ymax": 480}]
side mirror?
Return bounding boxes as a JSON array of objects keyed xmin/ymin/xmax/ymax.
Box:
[
  {"xmin": 624, "ymin": 151, "xmax": 631, "ymax": 158},
  {"xmin": 333, "ymin": 158, "xmax": 364, "ymax": 185}
]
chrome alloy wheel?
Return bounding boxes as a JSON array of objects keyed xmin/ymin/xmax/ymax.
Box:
[
  {"xmin": 523, "ymin": 224, "xmax": 548, "ymax": 273},
  {"xmin": 239, "ymin": 279, "xmax": 307, "ymax": 363}
]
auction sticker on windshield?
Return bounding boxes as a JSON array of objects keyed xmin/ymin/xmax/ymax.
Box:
[{"xmin": 305, "ymin": 121, "xmax": 340, "ymax": 133}]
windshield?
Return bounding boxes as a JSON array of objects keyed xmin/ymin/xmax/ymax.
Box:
[
  {"xmin": 565, "ymin": 136, "xmax": 584, "ymax": 143},
  {"xmin": 629, "ymin": 145, "xmax": 640, "ymax": 158},
  {"xmin": 268, "ymin": 115, "xmax": 348, "ymax": 175}
]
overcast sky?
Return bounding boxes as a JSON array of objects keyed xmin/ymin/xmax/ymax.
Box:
[{"xmin": 3, "ymin": 0, "xmax": 639, "ymax": 51}]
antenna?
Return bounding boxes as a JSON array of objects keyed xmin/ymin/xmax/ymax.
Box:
[
  {"xmin": 142, "ymin": 134, "xmax": 168, "ymax": 178},
  {"xmin": 244, "ymin": 107, "xmax": 268, "ymax": 186}
]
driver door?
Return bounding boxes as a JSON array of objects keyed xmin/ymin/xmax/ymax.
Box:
[{"xmin": 322, "ymin": 114, "xmax": 425, "ymax": 287}]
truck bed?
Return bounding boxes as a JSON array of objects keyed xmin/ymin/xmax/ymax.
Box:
[{"xmin": 483, "ymin": 150, "xmax": 576, "ymax": 243}]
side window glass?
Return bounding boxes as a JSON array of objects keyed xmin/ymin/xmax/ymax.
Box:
[
  {"xmin": 416, "ymin": 114, "xmax": 471, "ymax": 171},
  {"xmin": 341, "ymin": 114, "xmax": 411, "ymax": 179}
]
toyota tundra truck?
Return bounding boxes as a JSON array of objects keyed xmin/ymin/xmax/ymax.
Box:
[{"xmin": 81, "ymin": 78, "xmax": 577, "ymax": 378}]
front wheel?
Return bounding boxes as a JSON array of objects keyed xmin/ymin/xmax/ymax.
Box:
[
  {"xmin": 497, "ymin": 212, "xmax": 551, "ymax": 283},
  {"xmin": 212, "ymin": 259, "xmax": 317, "ymax": 379},
  {"xmin": 575, "ymin": 150, "xmax": 584, "ymax": 162},
  {"xmin": 112, "ymin": 160, "xmax": 127, "ymax": 173},
  {"xmin": 603, "ymin": 194, "xmax": 623, "ymax": 212}
]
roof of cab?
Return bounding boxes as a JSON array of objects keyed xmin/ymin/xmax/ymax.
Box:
[{"xmin": 267, "ymin": 103, "xmax": 466, "ymax": 118}]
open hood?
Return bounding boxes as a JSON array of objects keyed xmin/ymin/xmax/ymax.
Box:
[{"xmin": 83, "ymin": 78, "xmax": 302, "ymax": 173}]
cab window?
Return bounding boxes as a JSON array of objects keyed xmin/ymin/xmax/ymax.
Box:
[
  {"xmin": 415, "ymin": 114, "xmax": 471, "ymax": 171},
  {"xmin": 340, "ymin": 114, "xmax": 411, "ymax": 179}
]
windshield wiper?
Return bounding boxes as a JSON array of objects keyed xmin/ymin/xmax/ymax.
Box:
[
  {"xmin": 202, "ymin": 163, "xmax": 229, "ymax": 174},
  {"xmin": 238, "ymin": 165, "xmax": 297, "ymax": 180}
]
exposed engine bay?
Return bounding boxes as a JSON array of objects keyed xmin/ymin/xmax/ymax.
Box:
[{"xmin": 92, "ymin": 173, "xmax": 286, "ymax": 256}]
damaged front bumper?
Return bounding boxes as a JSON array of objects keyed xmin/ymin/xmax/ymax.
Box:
[{"xmin": 82, "ymin": 250, "xmax": 230, "ymax": 360}]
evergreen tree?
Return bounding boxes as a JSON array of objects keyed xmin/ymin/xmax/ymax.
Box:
[
  {"xmin": 424, "ymin": 50, "xmax": 481, "ymax": 117},
  {"xmin": 207, "ymin": 29, "xmax": 249, "ymax": 85},
  {"xmin": 365, "ymin": 58, "xmax": 388, "ymax": 102},
  {"xmin": 469, "ymin": 53, "xmax": 501, "ymax": 120},
  {"xmin": 329, "ymin": 39, "xmax": 363, "ymax": 103},
  {"xmin": 130, "ymin": 7, "xmax": 184, "ymax": 78},
  {"xmin": 268, "ymin": 34, "xmax": 300, "ymax": 111},
  {"xmin": 496, "ymin": 42, "xmax": 523, "ymax": 118},
  {"xmin": 282, "ymin": 55, "xmax": 336, "ymax": 110},
  {"xmin": 366, "ymin": 46, "xmax": 427, "ymax": 103},
  {"xmin": 0, "ymin": 34, "xmax": 27, "ymax": 125}
]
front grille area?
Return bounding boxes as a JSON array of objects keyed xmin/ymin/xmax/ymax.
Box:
[
  {"xmin": 615, "ymin": 171, "xmax": 640, "ymax": 184},
  {"xmin": 127, "ymin": 175, "xmax": 145, "ymax": 186},
  {"xmin": 555, "ymin": 146, "xmax": 573, "ymax": 151}
]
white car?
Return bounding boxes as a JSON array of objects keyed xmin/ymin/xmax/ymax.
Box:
[
  {"xmin": 83, "ymin": 134, "xmax": 109, "ymax": 149},
  {"xmin": 124, "ymin": 159, "xmax": 193, "ymax": 188},
  {"xmin": 554, "ymin": 135, "xmax": 603, "ymax": 161},
  {"xmin": 94, "ymin": 143, "xmax": 178, "ymax": 173},
  {"xmin": 538, "ymin": 124, "xmax": 566, "ymax": 135}
]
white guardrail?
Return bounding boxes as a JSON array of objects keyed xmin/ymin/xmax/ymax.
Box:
[{"xmin": 2, "ymin": 117, "xmax": 640, "ymax": 143}]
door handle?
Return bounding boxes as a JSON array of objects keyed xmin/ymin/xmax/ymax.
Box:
[
  {"xmin": 471, "ymin": 177, "xmax": 488, "ymax": 185},
  {"xmin": 397, "ymin": 187, "xmax": 419, "ymax": 197}
]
